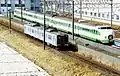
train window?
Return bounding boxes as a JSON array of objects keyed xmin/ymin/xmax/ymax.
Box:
[
  {"xmin": 75, "ymin": 25, "xmax": 77, "ymax": 29},
  {"xmin": 107, "ymin": 14, "xmax": 109, "ymax": 18},
  {"xmin": 34, "ymin": 15, "xmax": 37, "ymax": 18},
  {"xmin": 92, "ymin": 30, "xmax": 96, "ymax": 34},
  {"xmin": 75, "ymin": 10, "xmax": 77, "ymax": 13},
  {"xmin": 46, "ymin": 18, "xmax": 49, "ymax": 22},
  {"xmin": 90, "ymin": 12, "xmax": 92, "ymax": 16},
  {"xmin": 89, "ymin": 29, "xmax": 100, "ymax": 35},
  {"xmin": 116, "ymin": 15, "xmax": 119, "ymax": 20},
  {"xmin": 93, "ymin": 30, "xmax": 95, "ymax": 34},
  {"xmin": 69, "ymin": 24, "xmax": 71, "ymax": 27},
  {"xmin": 26, "ymin": 13, "xmax": 32, "ymax": 17},
  {"xmin": 79, "ymin": 10, "xmax": 81, "ymax": 13},
  {"xmin": 28, "ymin": 28, "xmax": 29, "ymax": 31},
  {"xmin": 81, "ymin": 27, "xmax": 83, "ymax": 30},
  {"xmin": 77, "ymin": 26, "xmax": 79, "ymax": 30},
  {"xmin": 112, "ymin": 15, "xmax": 114, "ymax": 19},
  {"xmin": 95, "ymin": 31, "xmax": 97, "ymax": 34},
  {"xmin": 29, "ymin": 14, "xmax": 32, "ymax": 17},
  {"xmin": 79, "ymin": 27, "xmax": 81, "ymax": 30},
  {"xmin": 94, "ymin": 13, "xmax": 97, "ymax": 16},
  {"xmin": 96, "ymin": 31, "xmax": 100, "ymax": 35},
  {"xmin": 32, "ymin": 29, "xmax": 34, "ymax": 33},
  {"xmin": 90, "ymin": 29, "xmax": 93, "ymax": 33},
  {"xmin": 102, "ymin": 14, "xmax": 104, "ymax": 17},
  {"xmin": 48, "ymin": 35, "xmax": 52, "ymax": 40},
  {"xmin": 83, "ymin": 28, "xmax": 88, "ymax": 31},
  {"xmin": 98, "ymin": 13, "xmax": 100, "ymax": 17},
  {"xmin": 34, "ymin": 30, "xmax": 36, "ymax": 34},
  {"xmin": 80, "ymin": 26, "xmax": 82, "ymax": 30},
  {"xmin": 82, "ymin": 11, "xmax": 84, "ymax": 14},
  {"xmin": 14, "ymin": 10, "xmax": 16, "ymax": 13},
  {"xmin": 42, "ymin": 33, "xmax": 44, "ymax": 37},
  {"xmin": 37, "ymin": 31, "xmax": 39, "ymax": 34},
  {"xmin": 107, "ymin": 27, "xmax": 112, "ymax": 29},
  {"xmin": 98, "ymin": 27, "xmax": 112, "ymax": 29},
  {"xmin": 15, "ymin": 11, "xmax": 20, "ymax": 14},
  {"xmin": 85, "ymin": 12, "xmax": 87, "ymax": 15},
  {"xmin": 23, "ymin": 13, "xmax": 25, "ymax": 15},
  {"xmin": 24, "ymin": 13, "xmax": 27, "ymax": 15},
  {"xmin": 30, "ymin": 28, "xmax": 32, "ymax": 32},
  {"xmin": 67, "ymin": 24, "xmax": 69, "ymax": 27}
]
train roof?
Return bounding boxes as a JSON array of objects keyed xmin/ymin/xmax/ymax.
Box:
[
  {"xmin": 16, "ymin": 8, "xmax": 111, "ymax": 29},
  {"xmin": 96, "ymin": 25, "xmax": 112, "ymax": 29},
  {"xmin": 24, "ymin": 23, "xmax": 66, "ymax": 35},
  {"xmin": 15, "ymin": 8, "xmax": 87, "ymax": 23}
]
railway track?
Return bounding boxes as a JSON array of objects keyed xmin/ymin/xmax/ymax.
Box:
[
  {"xmin": 27, "ymin": 33, "xmax": 120, "ymax": 75},
  {"xmin": 1, "ymin": 16, "xmax": 120, "ymax": 52},
  {"xmin": 49, "ymin": 48, "xmax": 120, "ymax": 76},
  {"xmin": 69, "ymin": 35, "xmax": 120, "ymax": 58},
  {"xmin": 1, "ymin": 17, "xmax": 120, "ymax": 75},
  {"xmin": 63, "ymin": 52, "xmax": 120, "ymax": 75},
  {"xmin": 24, "ymin": 38, "xmax": 120, "ymax": 75}
]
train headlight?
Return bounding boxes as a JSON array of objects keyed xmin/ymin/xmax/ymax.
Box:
[{"xmin": 108, "ymin": 35, "xmax": 113, "ymax": 40}]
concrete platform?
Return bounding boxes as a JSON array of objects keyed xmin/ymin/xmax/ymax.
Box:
[{"xmin": 0, "ymin": 42, "xmax": 50, "ymax": 76}]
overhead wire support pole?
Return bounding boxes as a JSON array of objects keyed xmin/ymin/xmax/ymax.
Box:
[
  {"xmin": 51, "ymin": 1, "xmax": 53, "ymax": 15},
  {"xmin": 9, "ymin": 10, "xmax": 11, "ymax": 34},
  {"xmin": 80, "ymin": 0, "xmax": 82, "ymax": 19},
  {"xmin": 72, "ymin": 0, "xmax": 74, "ymax": 40},
  {"xmin": 62, "ymin": 1, "xmax": 64, "ymax": 15},
  {"xmin": 0, "ymin": 0, "xmax": 2, "ymax": 14},
  {"xmin": 110, "ymin": 0, "xmax": 113, "ymax": 27},
  {"xmin": 20, "ymin": 0, "xmax": 23, "ymax": 23},
  {"xmin": 44, "ymin": 0, "xmax": 46, "ymax": 50},
  {"xmin": 5, "ymin": 0, "xmax": 8, "ymax": 17}
]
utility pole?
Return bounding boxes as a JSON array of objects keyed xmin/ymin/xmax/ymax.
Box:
[
  {"xmin": 5, "ymin": 0, "xmax": 8, "ymax": 17},
  {"xmin": 43, "ymin": 0, "xmax": 46, "ymax": 50},
  {"xmin": 33, "ymin": 0, "xmax": 35, "ymax": 11},
  {"xmin": 0, "ymin": 0, "xmax": 1, "ymax": 14},
  {"xmin": 72, "ymin": 1, "xmax": 74, "ymax": 40},
  {"xmin": 9, "ymin": 10, "xmax": 11, "ymax": 33},
  {"xmin": 80, "ymin": 0, "xmax": 82, "ymax": 19},
  {"xmin": 110, "ymin": 0, "xmax": 113, "ymax": 27},
  {"xmin": 51, "ymin": 1, "xmax": 53, "ymax": 15},
  {"xmin": 54, "ymin": 0, "xmax": 56, "ymax": 12},
  {"xmin": 20, "ymin": 0, "xmax": 23, "ymax": 22},
  {"xmin": 62, "ymin": 1, "xmax": 64, "ymax": 15}
]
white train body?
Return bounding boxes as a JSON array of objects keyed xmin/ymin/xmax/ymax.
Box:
[
  {"xmin": 24, "ymin": 23, "xmax": 68, "ymax": 47},
  {"xmin": 14, "ymin": 8, "xmax": 114, "ymax": 43}
]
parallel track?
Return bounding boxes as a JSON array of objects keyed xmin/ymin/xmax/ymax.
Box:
[
  {"xmin": 61, "ymin": 51, "xmax": 120, "ymax": 75},
  {"xmin": 50, "ymin": 49, "xmax": 120, "ymax": 76},
  {"xmin": 0, "ymin": 18, "xmax": 120, "ymax": 75}
]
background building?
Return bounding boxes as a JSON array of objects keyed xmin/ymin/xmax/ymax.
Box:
[
  {"xmin": 0, "ymin": 0, "xmax": 25, "ymax": 14},
  {"xmin": 0, "ymin": 0, "xmax": 42, "ymax": 14},
  {"xmin": 44, "ymin": 0, "xmax": 120, "ymax": 24},
  {"xmin": 0, "ymin": 0, "xmax": 120, "ymax": 24}
]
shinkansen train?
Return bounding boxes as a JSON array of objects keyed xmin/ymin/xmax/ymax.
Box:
[{"xmin": 14, "ymin": 8, "xmax": 114, "ymax": 44}]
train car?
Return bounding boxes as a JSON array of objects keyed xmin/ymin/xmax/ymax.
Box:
[
  {"xmin": 24, "ymin": 23, "xmax": 68, "ymax": 47},
  {"xmin": 14, "ymin": 8, "xmax": 114, "ymax": 44}
]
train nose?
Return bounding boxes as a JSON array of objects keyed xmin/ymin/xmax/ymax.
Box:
[{"xmin": 108, "ymin": 35, "xmax": 113, "ymax": 40}]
